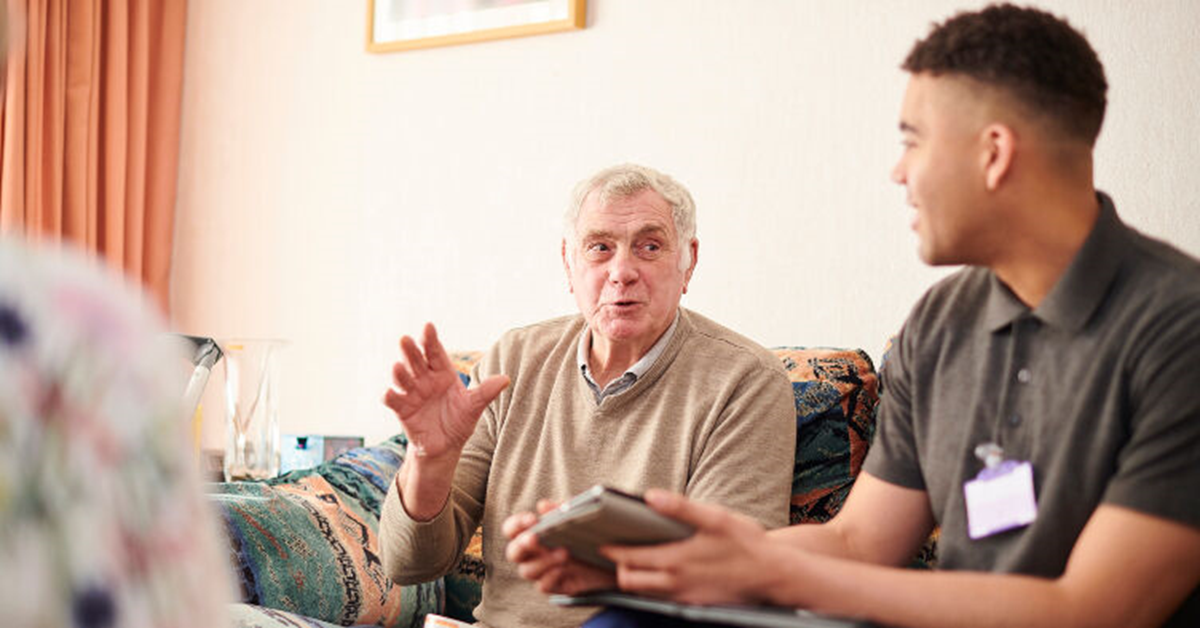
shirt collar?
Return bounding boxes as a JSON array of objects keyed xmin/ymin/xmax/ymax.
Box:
[
  {"xmin": 982, "ymin": 272, "xmax": 1029, "ymax": 331},
  {"xmin": 577, "ymin": 310, "xmax": 681, "ymax": 383},
  {"xmin": 985, "ymin": 191, "xmax": 1126, "ymax": 333}
]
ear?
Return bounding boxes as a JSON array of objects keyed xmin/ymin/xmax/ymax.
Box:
[
  {"xmin": 561, "ymin": 240, "xmax": 574, "ymax": 293},
  {"xmin": 682, "ymin": 238, "xmax": 699, "ymax": 294},
  {"xmin": 982, "ymin": 123, "xmax": 1016, "ymax": 191}
]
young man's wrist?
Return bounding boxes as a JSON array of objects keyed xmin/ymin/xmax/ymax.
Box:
[{"xmin": 754, "ymin": 540, "xmax": 809, "ymax": 608}]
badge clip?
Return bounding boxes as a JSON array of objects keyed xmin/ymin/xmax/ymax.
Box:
[{"xmin": 964, "ymin": 442, "xmax": 1038, "ymax": 539}]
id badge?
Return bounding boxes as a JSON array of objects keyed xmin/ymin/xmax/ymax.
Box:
[{"xmin": 963, "ymin": 459, "xmax": 1038, "ymax": 540}]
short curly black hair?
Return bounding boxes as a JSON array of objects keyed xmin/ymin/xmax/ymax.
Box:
[{"xmin": 903, "ymin": 3, "xmax": 1107, "ymax": 145}]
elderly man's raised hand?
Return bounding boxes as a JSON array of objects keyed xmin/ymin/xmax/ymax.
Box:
[{"xmin": 384, "ymin": 323, "xmax": 509, "ymax": 461}]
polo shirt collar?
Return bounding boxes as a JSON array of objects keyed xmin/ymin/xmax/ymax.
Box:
[
  {"xmin": 985, "ymin": 191, "xmax": 1126, "ymax": 333},
  {"xmin": 983, "ymin": 273, "xmax": 1028, "ymax": 331}
]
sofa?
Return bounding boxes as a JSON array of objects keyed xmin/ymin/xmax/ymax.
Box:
[{"xmin": 218, "ymin": 345, "xmax": 921, "ymax": 628}]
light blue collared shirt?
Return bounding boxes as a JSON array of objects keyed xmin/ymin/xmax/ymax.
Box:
[{"xmin": 577, "ymin": 311, "xmax": 680, "ymax": 403}]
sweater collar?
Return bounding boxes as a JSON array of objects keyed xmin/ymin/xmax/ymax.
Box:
[{"xmin": 577, "ymin": 311, "xmax": 680, "ymax": 401}]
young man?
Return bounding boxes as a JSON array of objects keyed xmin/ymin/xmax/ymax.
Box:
[{"xmin": 507, "ymin": 5, "xmax": 1200, "ymax": 627}]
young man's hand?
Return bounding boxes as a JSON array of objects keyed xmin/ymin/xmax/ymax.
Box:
[{"xmin": 600, "ymin": 490, "xmax": 779, "ymax": 606}]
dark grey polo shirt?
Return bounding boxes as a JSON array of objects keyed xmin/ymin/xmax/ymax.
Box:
[{"xmin": 865, "ymin": 192, "xmax": 1200, "ymax": 625}]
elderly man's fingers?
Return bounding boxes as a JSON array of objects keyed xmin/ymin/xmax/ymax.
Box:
[
  {"xmin": 537, "ymin": 566, "xmax": 567, "ymax": 594},
  {"xmin": 506, "ymin": 528, "xmax": 563, "ymax": 567},
  {"xmin": 516, "ymin": 546, "xmax": 570, "ymax": 582},
  {"xmin": 502, "ymin": 511, "xmax": 538, "ymax": 540},
  {"xmin": 399, "ymin": 335, "xmax": 429, "ymax": 377},
  {"xmin": 559, "ymin": 574, "xmax": 593, "ymax": 596},
  {"xmin": 536, "ymin": 499, "xmax": 561, "ymax": 515},
  {"xmin": 421, "ymin": 322, "xmax": 452, "ymax": 372},
  {"xmin": 559, "ymin": 561, "xmax": 619, "ymax": 595},
  {"xmin": 540, "ymin": 569, "xmax": 561, "ymax": 595},
  {"xmin": 505, "ymin": 531, "xmax": 538, "ymax": 563},
  {"xmin": 382, "ymin": 388, "xmax": 408, "ymax": 416},
  {"xmin": 469, "ymin": 374, "xmax": 510, "ymax": 412},
  {"xmin": 391, "ymin": 361, "xmax": 419, "ymax": 391}
]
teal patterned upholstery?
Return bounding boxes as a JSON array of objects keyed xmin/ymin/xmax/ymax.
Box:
[{"xmin": 212, "ymin": 435, "xmax": 442, "ymax": 628}]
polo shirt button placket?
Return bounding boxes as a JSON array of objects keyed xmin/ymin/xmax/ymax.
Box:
[{"xmin": 1008, "ymin": 367, "xmax": 1031, "ymax": 427}]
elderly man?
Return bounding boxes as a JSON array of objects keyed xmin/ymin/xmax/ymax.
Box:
[{"xmin": 378, "ymin": 163, "xmax": 796, "ymax": 628}]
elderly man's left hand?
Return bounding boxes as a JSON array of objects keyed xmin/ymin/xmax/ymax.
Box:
[{"xmin": 504, "ymin": 499, "xmax": 618, "ymax": 595}]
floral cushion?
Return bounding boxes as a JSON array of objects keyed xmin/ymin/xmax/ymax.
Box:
[{"xmin": 211, "ymin": 436, "xmax": 442, "ymax": 628}]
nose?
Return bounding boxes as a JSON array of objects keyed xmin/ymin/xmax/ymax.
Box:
[
  {"xmin": 607, "ymin": 249, "xmax": 639, "ymax": 285},
  {"xmin": 890, "ymin": 156, "xmax": 906, "ymax": 185}
]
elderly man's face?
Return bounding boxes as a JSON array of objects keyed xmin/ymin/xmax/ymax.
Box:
[{"xmin": 564, "ymin": 188, "xmax": 696, "ymax": 360}]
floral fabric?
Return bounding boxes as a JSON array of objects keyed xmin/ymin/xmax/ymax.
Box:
[{"xmin": 0, "ymin": 239, "xmax": 234, "ymax": 627}]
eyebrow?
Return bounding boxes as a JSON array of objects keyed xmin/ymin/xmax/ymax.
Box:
[
  {"xmin": 899, "ymin": 121, "xmax": 920, "ymax": 134},
  {"xmin": 581, "ymin": 224, "xmax": 671, "ymax": 242}
]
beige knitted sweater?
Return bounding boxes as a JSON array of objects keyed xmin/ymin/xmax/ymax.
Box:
[{"xmin": 380, "ymin": 309, "xmax": 795, "ymax": 628}]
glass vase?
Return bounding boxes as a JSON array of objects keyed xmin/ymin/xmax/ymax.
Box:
[{"xmin": 221, "ymin": 338, "xmax": 286, "ymax": 481}]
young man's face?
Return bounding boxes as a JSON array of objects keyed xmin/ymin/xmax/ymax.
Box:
[
  {"xmin": 891, "ymin": 73, "xmax": 995, "ymax": 266},
  {"xmin": 563, "ymin": 188, "xmax": 696, "ymax": 361}
]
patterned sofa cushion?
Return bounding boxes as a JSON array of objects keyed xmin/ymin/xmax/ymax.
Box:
[
  {"xmin": 444, "ymin": 352, "xmax": 487, "ymax": 620},
  {"xmin": 439, "ymin": 347, "xmax": 881, "ymax": 620},
  {"xmin": 776, "ymin": 347, "xmax": 879, "ymax": 524},
  {"xmin": 211, "ymin": 436, "xmax": 442, "ymax": 628}
]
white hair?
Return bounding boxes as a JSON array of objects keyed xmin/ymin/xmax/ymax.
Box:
[{"xmin": 563, "ymin": 163, "xmax": 697, "ymax": 271}]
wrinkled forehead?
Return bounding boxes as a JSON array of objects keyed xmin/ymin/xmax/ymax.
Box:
[{"xmin": 577, "ymin": 188, "xmax": 675, "ymax": 236}]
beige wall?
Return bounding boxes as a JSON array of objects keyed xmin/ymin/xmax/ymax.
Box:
[{"xmin": 172, "ymin": 0, "xmax": 1200, "ymax": 449}]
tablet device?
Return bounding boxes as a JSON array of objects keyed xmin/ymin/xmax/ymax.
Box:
[
  {"xmin": 528, "ymin": 485, "xmax": 694, "ymax": 569},
  {"xmin": 550, "ymin": 592, "xmax": 874, "ymax": 628}
]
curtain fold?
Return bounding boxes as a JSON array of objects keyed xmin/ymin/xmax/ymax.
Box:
[{"xmin": 0, "ymin": 0, "xmax": 187, "ymax": 315}]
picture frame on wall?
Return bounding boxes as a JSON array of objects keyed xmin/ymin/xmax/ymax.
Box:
[{"xmin": 367, "ymin": 0, "xmax": 586, "ymax": 53}]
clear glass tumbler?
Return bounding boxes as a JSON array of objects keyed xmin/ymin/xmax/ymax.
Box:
[{"xmin": 221, "ymin": 339, "xmax": 286, "ymax": 481}]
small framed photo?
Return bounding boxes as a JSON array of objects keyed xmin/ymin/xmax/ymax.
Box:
[{"xmin": 367, "ymin": 0, "xmax": 586, "ymax": 53}]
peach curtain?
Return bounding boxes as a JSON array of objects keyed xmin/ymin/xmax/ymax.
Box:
[{"xmin": 0, "ymin": 0, "xmax": 187, "ymax": 314}]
